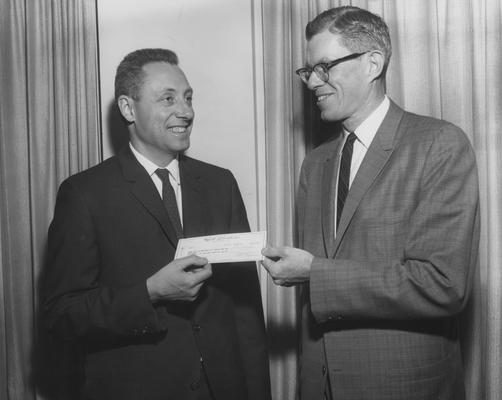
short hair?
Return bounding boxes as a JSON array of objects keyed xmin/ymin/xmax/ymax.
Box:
[
  {"xmin": 114, "ymin": 48, "xmax": 179, "ymax": 101},
  {"xmin": 306, "ymin": 6, "xmax": 392, "ymax": 75}
]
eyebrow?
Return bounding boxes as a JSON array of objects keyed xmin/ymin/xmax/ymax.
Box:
[
  {"xmin": 307, "ymin": 58, "xmax": 333, "ymax": 67},
  {"xmin": 304, "ymin": 58, "xmax": 328, "ymax": 69},
  {"xmin": 156, "ymin": 88, "xmax": 193, "ymax": 96}
]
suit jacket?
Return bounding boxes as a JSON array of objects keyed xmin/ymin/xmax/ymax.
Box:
[
  {"xmin": 43, "ymin": 146, "xmax": 271, "ymax": 400},
  {"xmin": 298, "ymin": 100, "xmax": 479, "ymax": 400}
]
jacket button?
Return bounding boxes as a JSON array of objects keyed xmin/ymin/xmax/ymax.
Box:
[
  {"xmin": 192, "ymin": 324, "xmax": 201, "ymax": 333},
  {"xmin": 322, "ymin": 366, "xmax": 327, "ymax": 375},
  {"xmin": 190, "ymin": 381, "xmax": 200, "ymax": 390}
]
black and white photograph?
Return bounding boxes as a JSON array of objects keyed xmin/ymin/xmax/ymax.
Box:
[{"xmin": 0, "ymin": 1, "xmax": 499, "ymax": 399}]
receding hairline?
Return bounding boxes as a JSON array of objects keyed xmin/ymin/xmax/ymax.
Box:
[
  {"xmin": 135, "ymin": 61, "xmax": 192, "ymax": 98},
  {"xmin": 304, "ymin": 7, "xmax": 392, "ymax": 72},
  {"xmin": 114, "ymin": 48, "xmax": 180, "ymax": 102}
]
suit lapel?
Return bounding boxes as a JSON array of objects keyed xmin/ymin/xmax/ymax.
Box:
[
  {"xmin": 332, "ymin": 101, "xmax": 405, "ymax": 257},
  {"xmin": 321, "ymin": 137, "xmax": 344, "ymax": 257},
  {"xmin": 179, "ymin": 156, "xmax": 210, "ymax": 238},
  {"xmin": 118, "ymin": 147, "xmax": 179, "ymax": 248}
]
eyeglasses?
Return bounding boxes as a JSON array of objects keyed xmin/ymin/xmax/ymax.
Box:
[{"xmin": 295, "ymin": 52, "xmax": 368, "ymax": 84}]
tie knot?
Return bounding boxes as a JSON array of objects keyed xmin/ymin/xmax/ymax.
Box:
[
  {"xmin": 155, "ymin": 168, "xmax": 170, "ymax": 182},
  {"xmin": 347, "ymin": 132, "xmax": 357, "ymax": 144}
]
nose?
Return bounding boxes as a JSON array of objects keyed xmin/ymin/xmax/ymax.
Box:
[
  {"xmin": 307, "ymin": 71, "xmax": 324, "ymax": 91},
  {"xmin": 176, "ymin": 101, "xmax": 194, "ymax": 119}
]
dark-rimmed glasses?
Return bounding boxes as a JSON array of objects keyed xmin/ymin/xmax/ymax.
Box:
[{"xmin": 295, "ymin": 52, "xmax": 368, "ymax": 84}]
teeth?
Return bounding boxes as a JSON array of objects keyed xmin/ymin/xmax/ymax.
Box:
[
  {"xmin": 317, "ymin": 94, "xmax": 330, "ymax": 102},
  {"xmin": 169, "ymin": 127, "xmax": 187, "ymax": 133}
]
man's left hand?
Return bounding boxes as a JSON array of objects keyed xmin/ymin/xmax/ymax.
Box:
[{"xmin": 261, "ymin": 246, "xmax": 314, "ymax": 286}]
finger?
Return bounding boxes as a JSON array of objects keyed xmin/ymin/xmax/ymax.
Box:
[
  {"xmin": 190, "ymin": 265, "xmax": 212, "ymax": 284},
  {"xmin": 262, "ymin": 246, "xmax": 287, "ymax": 259},
  {"xmin": 260, "ymin": 257, "xmax": 276, "ymax": 273},
  {"xmin": 185, "ymin": 254, "xmax": 209, "ymax": 266},
  {"xmin": 272, "ymin": 278, "xmax": 285, "ymax": 286},
  {"xmin": 185, "ymin": 284, "xmax": 203, "ymax": 302},
  {"xmin": 192, "ymin": 282, "xmax": 204, "ymax": 295},
  {"xmin": 178, "ymin": 254, "xmax": 209, "ymax": 271},
  {"xmin": 186, "ymin": 262, "xmax": 211, "ymax": 273},
  {"xmin": 190, "ymin": 262, "xmax": 212, "ymax": 274}
]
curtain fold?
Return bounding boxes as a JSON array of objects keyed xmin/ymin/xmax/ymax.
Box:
[
  {"xmin": 0, "ymin": 0, "xmax": 101, "ymax": 398},
  {"xmin": 261, "ymin": 2, "xmax": 302, "ymax": 399},
  {"xmin": 262, "ymin": 0, "xmax": 502, "ymax": 399}
]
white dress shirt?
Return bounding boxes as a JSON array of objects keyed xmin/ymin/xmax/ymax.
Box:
[
  {"xmin": 334, "ymin": 96, "xmax": 390, "ymax": 229},
  {"xmin": 129, "ymin": 143, "xmax": 183, "ymax": 226},
  {"xmin": 347, "ymin": 95, "xmax": 390, "ymax": 185}
]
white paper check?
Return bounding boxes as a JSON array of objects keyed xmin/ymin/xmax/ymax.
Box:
[{"xmin": 174, "ymin": 231, "xmax": 267, "ymax": 263}]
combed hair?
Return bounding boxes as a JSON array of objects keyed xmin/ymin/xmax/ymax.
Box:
[
  {"xmin": 114, "ymin": 48, "xmax": 179, "ymax": 101},
  {"xmin": 306, "ymin": 6, "xmax": 392, "ymax": 74}
]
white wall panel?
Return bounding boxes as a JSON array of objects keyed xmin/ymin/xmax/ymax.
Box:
[{"xmin": 97, "ymin": 0, "xmax": 265, "ymax": 230}]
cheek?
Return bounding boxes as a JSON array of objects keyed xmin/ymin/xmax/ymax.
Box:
[
  {"xmin": 161, "ymin": 110, "xmax": 179, "ymax": 124},
  {"xmin": 339, "ymin": 80, "xmax": 364, "ymax": 104}
]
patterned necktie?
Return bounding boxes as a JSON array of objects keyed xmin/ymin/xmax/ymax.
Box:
[
  {"xmin": 337, "ymin": 132, "xmax": 357, "ymax": 229},
  {"xmin": 155, "ymin": 168, "xmax": 183, "ymax": 238}
]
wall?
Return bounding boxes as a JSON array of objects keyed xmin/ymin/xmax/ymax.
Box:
[{"xmin": 97, "ymin": 0, "xmax": 266, "ymax": 232}]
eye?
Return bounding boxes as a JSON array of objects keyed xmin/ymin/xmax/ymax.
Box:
[
  {"xmin": 314, "ymin": 63, "xmax": 328, "ymax": 74},
  {"xmin": 162, "ymin": 96, "xmax": 175, "ymax": 105},
  {"xmin": 185, "ymin": 95, "xmax": 193, "ymax": 105}
]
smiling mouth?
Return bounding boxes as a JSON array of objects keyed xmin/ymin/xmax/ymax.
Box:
[
  {"xmin": 167, "ymin": 126, "xmax": 189, "ymax": 134},
  {"xmin": 316, "ymin": 93, "xmax": 333, "ymax": 103}
]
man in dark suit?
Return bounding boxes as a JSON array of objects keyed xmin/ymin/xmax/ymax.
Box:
[
  {"xmin": 262, "ymin": 6, "xmax": 479, "ymax": 400},
  {"xmin": 43, "ymin": 48, "xmax": 271, "ymax": 400}
]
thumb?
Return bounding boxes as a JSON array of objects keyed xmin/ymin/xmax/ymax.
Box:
[
  {"xmin": 261, "ymin": 246, "xmax": 284, "ymax": 259},
  {"xmin": 178, "ymin": 254, "xmax": 209, "ymax": 268}
]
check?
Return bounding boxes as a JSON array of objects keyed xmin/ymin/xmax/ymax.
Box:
[{"xmin": 174, "ymin": 231, "xmax": 267, "ymax": 263}]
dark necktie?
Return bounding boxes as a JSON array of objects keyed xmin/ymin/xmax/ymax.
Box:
[
  {"xmin": 337, "ymin": 132, "xmax": 357, "ymax": 229},
  {"xmin": 155, "ymin": 168, "xmax": 183, "ymax": 238}
]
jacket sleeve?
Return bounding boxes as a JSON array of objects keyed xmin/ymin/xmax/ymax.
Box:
[
  {"xmin": 42, "ymin": 179, "xmax": 166, "ymax": 340},
  {"xmin": 308, "ymin": 125, "xmax": 480, "ymax": 322}
]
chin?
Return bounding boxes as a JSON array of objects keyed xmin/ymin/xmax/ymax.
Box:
[
  {"xmin": 176, "ymin": 139, "xmax": 191, "ymax": 153},
  {"xmin": 320, "ymin": 110, "xmax": 341, "ymax": 122}
]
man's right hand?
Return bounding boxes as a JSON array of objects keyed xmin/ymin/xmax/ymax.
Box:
[{"xmin": 146, "ymin": 255, "xmax": 212, "ymax": 302}]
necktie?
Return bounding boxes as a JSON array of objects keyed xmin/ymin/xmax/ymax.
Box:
[
  {"xmin": 155, "ymin": 168, "xmax": 183, "ymax": 238},
  {"xmin": 337, "ymin": 132, "xmax": 357, "ymax": 229}
]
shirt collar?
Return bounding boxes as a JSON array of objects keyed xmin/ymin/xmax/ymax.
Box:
[
  {"xmin": 129, "ymin": 143, "xmax": 180, "ymax": 184},
  {"xmin": 347, "ymin": 95, "xmax": 390, "ymax": 148}
]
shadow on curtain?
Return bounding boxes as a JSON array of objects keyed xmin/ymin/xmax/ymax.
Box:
[{"xmin": 0, "ymin": 0, "xmax": 101, "ymax": 398}]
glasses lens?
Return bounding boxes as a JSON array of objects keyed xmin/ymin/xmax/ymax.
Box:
[
  {"xmin": 297, "ymin": 69, "xmax": 311, "ymax": 83},
  {"xmin": 313, "ymin": 64, "xmax": 328, "ymax": 82}
]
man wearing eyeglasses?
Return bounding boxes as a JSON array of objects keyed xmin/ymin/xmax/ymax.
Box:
[{"xmin": 262, "ymin": 6, "xmax": 479, "ymax": 400}]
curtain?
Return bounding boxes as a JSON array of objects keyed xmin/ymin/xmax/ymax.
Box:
[
  {"xmin": 261, "ymin": 1, "xmax": 316, "ymax": 399},
  {"xmin": 0, "ymin": 0, "xmax": 101, "ymax": 398},
  {"xmin": 261, "ymin": 0, "xmax": 502, "ymax": 399}
]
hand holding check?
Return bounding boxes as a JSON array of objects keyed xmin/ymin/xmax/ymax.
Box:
[
  {"xmin": 261, "ymin": 246, "xmax": 314, "ymax": 286},
  {"xmin": 172, "ymin": 231, "xmax": 314, "ymax": 287},
  {"xmin": 147, "ymin": 254, "xmax": 211, "ymax": 303}
]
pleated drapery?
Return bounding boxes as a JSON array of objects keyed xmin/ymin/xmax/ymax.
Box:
[
  {"xmin": 0, "ymin": 1, "xmax": 101, "ymax": 398},
  {"xmin": 1, "ymin": 1, "xmax": 501, "ymax": 399}
]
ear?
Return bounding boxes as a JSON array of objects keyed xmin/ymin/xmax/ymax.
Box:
[
  {"xmin": 366, "ymin": 50, "xmax": 385, "ymax": 82},
  {"xmin": 117, "ymin": 95, "xmax": 135, "ymax": 123}
]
